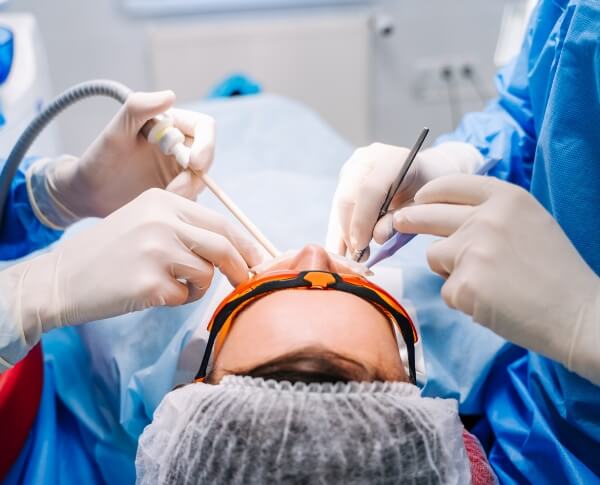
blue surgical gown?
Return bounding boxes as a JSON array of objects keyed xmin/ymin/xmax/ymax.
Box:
[
  {"xmin": 0, "ymin": 159, "xmax": 136, "ymax": 485},
  {"xmin": 431, "ymin": 0, "xmax": 600, "ymax": 482},
  {"xmin": 0, "ymin": 161, "xmax": 113, "ymax": 483},
  {"xmin": 0, "ymin": 158, "xmax": 63, "ymax": 260},
  {"xmin": 0, "ymin": 159, "xmax": 95, "ymax": 484}
]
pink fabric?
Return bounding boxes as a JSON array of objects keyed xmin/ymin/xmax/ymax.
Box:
[{"xmin": 463, "ymin": 429, "xmax": 497, "ymax": 485}]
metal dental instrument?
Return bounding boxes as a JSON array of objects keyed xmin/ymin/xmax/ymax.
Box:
[
  {"xmin": 365, "ymin": 156, "xmax": 500, "ymax": 268},
  {"xmin": 352, "ymin": 127, "xmax": 430, "ymax": 262}
]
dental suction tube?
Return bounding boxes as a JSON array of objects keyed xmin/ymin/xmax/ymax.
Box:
[{"xmin": 0, "ymin": 80, "xmax": 132, "ymax": 222}]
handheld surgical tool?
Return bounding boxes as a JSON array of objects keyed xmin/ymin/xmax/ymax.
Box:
[
  {"xmin": 352, "ymin": 127, "xmax": 430, "ymax": 263},
  {"xmin": 142, "ymin": 116, "xmax": 281, "ymax": 258}
]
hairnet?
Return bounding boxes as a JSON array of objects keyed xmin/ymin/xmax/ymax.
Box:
[{"xmin": 136, "ymin": 376, "xmax": 471, "ymax": 484}]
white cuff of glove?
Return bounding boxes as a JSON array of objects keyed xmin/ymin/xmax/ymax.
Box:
[
  {"xmin": 425, "ymin": 141, "xmax": 485, "ymax": 175},
  {"xmin": 26, "ymin": 156, "xmax": 81, "ymax": 230},
  {"xmin": 568, "ymin": 287, "xmax": 600, "ymax": 385},
  {"xmin": 0, "ymin": 262, "xmax": 44, "ymax": 371}
]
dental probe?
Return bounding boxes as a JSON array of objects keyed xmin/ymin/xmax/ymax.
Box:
[
  {"xmin": 141, "ymin": 115, "xmax": 281, "ymax": 258},
  {"xmin": 352, "ymin": 127, "xmax": 430, "ymax": 262}
]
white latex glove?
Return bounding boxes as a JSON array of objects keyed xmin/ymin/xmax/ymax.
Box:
[
  {"xmin": 0, "ymin": 188, "xmax": 264, "ymax": 370},
  {"xmin": 394, "ymin": 174, "xmax": 600, "ymax": 385},
  {"xmin": 327, "ymin": 141, "xmax": 484, "ymax": 257},
  {"xmin": 26, "ymin": 90, "xmax": 216, "ymax": 229}
]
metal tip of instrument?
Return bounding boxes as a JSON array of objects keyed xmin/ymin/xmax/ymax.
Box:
[{"xmin": 352, "ymin": 248, "xmax": 367, "ymax": 263}]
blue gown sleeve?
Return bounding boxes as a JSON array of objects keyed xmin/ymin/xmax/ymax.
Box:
[
  {"xmin": 436, "ymin": 21, "xmax": 538, "ymax": 189},
  {"xmin": 0, "ymin": 157, "xmax": 63, "ymax": 260}
]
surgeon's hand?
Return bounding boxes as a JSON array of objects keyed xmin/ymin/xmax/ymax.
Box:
[
  {"xmin": 0, "ymin": 189, "xmax": 264, "ymax": 368},
  {"xmin": 327, "ymin": 141, "xmax": 483, "ymax": 257},
  {"xmin": 27, "ymin": 90, "xmax": 216, "ymax": 228},
  {"xmin": 394, "ymin": 174, "xmax": 600, "ymax": 385}
]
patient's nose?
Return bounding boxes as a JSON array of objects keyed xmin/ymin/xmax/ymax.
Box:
[{"xmin": 289, "ymin": 244, "xmax": 337, "ymax": 272}]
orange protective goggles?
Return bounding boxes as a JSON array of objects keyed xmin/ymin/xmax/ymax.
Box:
[{"xmin": 195, "ymin": 270, "xmax": 419, "ymax": 384}]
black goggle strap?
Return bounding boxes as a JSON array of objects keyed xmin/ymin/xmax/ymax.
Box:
[{"xmin": 195, "ymin": 275, "xmax": 312, "ymax": 380}]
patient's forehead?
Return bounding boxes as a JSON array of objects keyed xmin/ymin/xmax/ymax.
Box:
[
  {"xmin": 232, "ymin": 290, "xmax": 389, "ymax": 347},
  {"xmin": 213, "ymin": 288, "xmax": 405, "ymax": 381}
]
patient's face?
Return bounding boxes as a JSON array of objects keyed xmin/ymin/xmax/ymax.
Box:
[{"xmin": 209, "ymin": 245, "xmax": 407, "ymax": 383}]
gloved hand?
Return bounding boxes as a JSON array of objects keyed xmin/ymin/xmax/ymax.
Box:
[
  {"xmin": 394, "ymin": 174, "xmax": 600, "ymax": 385},
  {"xmin": 0, "ymin": 188, "xmax": 264, "ymax": 370},
  {"xmin": 26, "ymin": 90, "xmax": 216, "ymax": 229},
  {"xmin": 327, "ymin": 141, "xmax": 483, "ymax": 256}
]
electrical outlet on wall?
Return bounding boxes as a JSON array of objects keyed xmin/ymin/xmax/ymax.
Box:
[{"xmin": 412, "ymin": 58, "xmax": 487, "ymax": 104}]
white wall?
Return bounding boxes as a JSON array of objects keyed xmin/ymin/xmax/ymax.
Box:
[
  {"xmin": 146, "ymin": 10, "xmax": 373, "ymax": 145},
  {"xmin": 373, "ymin": 0, "xmax": 504, "ymax": 146},
  {"xmin": 7, "ymin": 0, "xmax": 150, "ymax": 154},
  {"xmin": 6, "ymin": 0, "xmax": 505, "ymax": 153}
]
